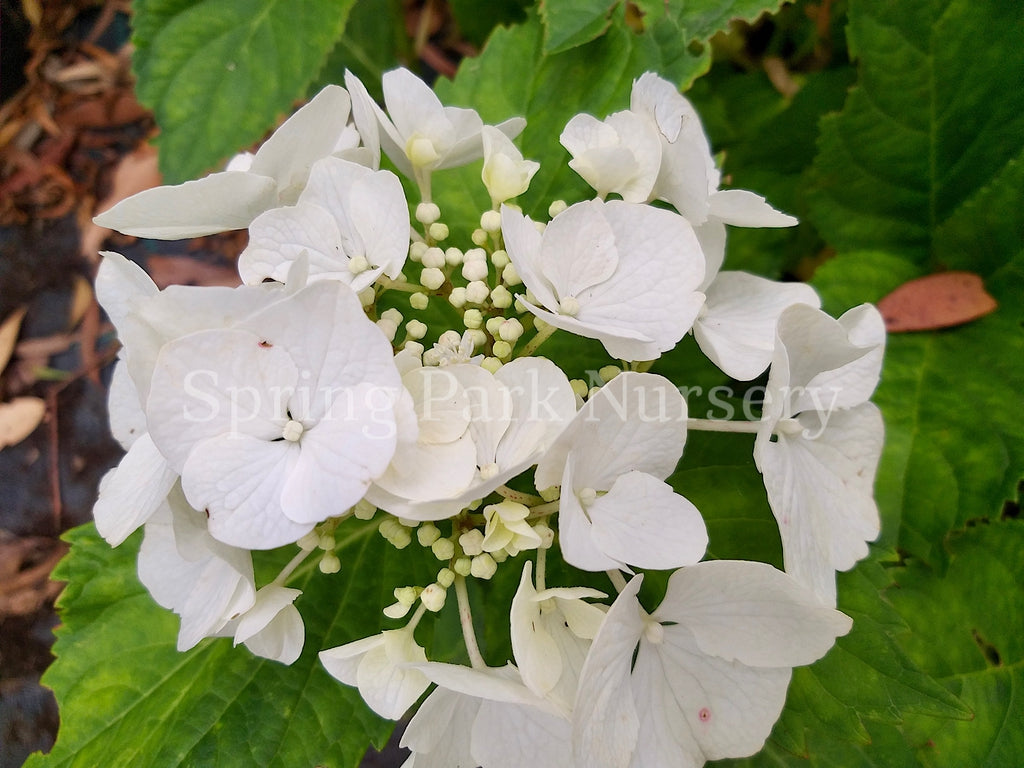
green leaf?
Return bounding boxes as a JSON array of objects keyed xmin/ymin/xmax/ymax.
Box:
[
  {"xmin": 809, "ymin": 0, "xmax": 1024, "ymax": 265},
  {"xmin": 315, "ymin": 0, "xmax": 408, "ymax": 103},
  {"xmin": 26, "ymin": 522, "xmax": 435, "ymax": 768},
  {"xmin": 891, "ymin": 520, "xmax": 1024, "ymax": 767},
  {"xmin": 450, "ymin": 0, "xmax": 532, "ymax": 47},
  {"xmin": 661, "ymin": 0, "xmax": 788, "ymax": 41},
  {"xmin": 132, "ymin": 0, "xmax": 356, "ymax": 183},
  {"xmin": 539, "ymin": 0, "xmax": 619, "ymax": 54}
]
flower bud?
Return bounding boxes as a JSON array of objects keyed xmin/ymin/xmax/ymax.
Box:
[
  {"xmin": 453, "ymin": 557, "xmax": 472, "ymax": 576},
  {"xmin": 420, "ymin": 267, "xmax": 446, "ymax": 290},
  {"xmin": 410, "ymin": 292, "xmax": 429, "ymax": 311},
  {"xmin": 480, "ymin": 210, "xmax": 502, "ymax": 232},
  {"xmin": 462, "ymin": 259, "xmax": 489, "ymax": 282},
  {"xmin": 549, "ymin": 199, "xmax": 568, "ymax": 217},
  {"xmin": 319, "ymin": 552, "xmax": 341, "ymax": 574},
  {"xmin": 472, "ymin": 228, "xmax": 489, "ymax": 246},
  {"xmin": 436, "ymin": 567, "xmax": 456, "ymax": 588},
  {"xmin": 431, "ymin": 537, "xmax": 456, "ymax": 561},
  {"xmin": 459, "ymin": 529, "xmax": 485, "ymax": 556},
  {"xmin": 470, "ymin": 554, "xmax": 497, "ymax": 580},
  {"xmin": 465, "ymin": 281, "xmax": 490, "ymax": 305},
  {"xmin": 415, "ymin": 202, "xmax": 441, "ymax": 224},
  {"xmin": 492, "ymin": 341, "xmax": 512, "ymax": 360},
  {"xmin": 409, "ymin": 241, "xmax": 428, "ymax": 262},
  {"xmin": 428, "ymin": 222, "xmax": 449, "ymax": 241},
  {"xmin": 449, "ymin": 287, "xmax": 467, "ymax": 308},
  {"xmin": 405, "ymin": 320, "xmax": 427, "ymax": 340},
  {"xmin": 502, "ymin": 263, "xmax": 522, "ymax": 286},
  {"xmin": 490, "ymin": 249, "xmax": 510, "ymax": 269},
  {"xmin": 481, "ymin": 357, "xmax": 503, "ymax": 374},
  {"xmin": 421, "ymin": 246, "xmax": 446, "ymax": 269},
  {"xmin": 420, "ymin": 583, "xmax": 447, "ymax": 612},
  {"xmin": 417, "ymin": 523, "xmax": 441, "ymax": 547},
  {"xmin": 463, "ymin": 309, "xmax": 483, "ymax": 329},
  {"xmin": 445, "ymin": 247, "xmax": 464, "ymax": 266}
]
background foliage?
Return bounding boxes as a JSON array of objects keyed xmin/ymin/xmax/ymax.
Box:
[{"xmin": 29, "ymin": 0, "xmax": 1024, "ymax": 766}]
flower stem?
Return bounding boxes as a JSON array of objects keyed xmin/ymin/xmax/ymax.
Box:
[
  {"xmin": 274, "ymin": 547, "xmax": 314, "ymax": 586},
  {"xmin": 536, "ymin": 547, "xmax": 547, "ymax": 592},
  {"xmin": 378, "ymin": 279, "xmax": 424, "ymax": 294},
  {"xmin": 496, "ymin": 485, "xmax": 544, "ymax": 506},
  {"xmin": 686, "ymin": 417, "xmax": 762, "ymax": 434},
  {"xmin": 519, "ymin": 322, "xmax": 557, "ymax": 356},
  {"xmin": 454, "ymin": 575, "xmax": 486, "ymax": 669},
  {"xmin": 606, "ymin": 569, "xmax": 628, "ymax": 593},
  {"xmin": 526, "ymin": 499, "xmax": 560, "ymax": 519}
]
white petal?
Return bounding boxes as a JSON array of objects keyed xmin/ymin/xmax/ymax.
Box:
[
  {"xmin": 239, "ymin": 203, "xmax": 347, "ymax": 285},
  {"xmin": 630, "ymin": 626, "xmax": 791, "ymax": 765},
  {"xmin": 281, "ymin": 382, "xmax": 398, "ymax": 524},
  {"xmin": 652, "ymin": 132, "xmax": 714, "ymax": 224},
  {"xmin": 93, "ymin": 172, "xmax": 279, "ymax": 238},
  {"xmin": 573, "ymin": 575, "xmax": 644, "ymax": 768},
  {"xmin": 181, "ymin": 435, "xmax": 312, "ymax": 549},
  {"xmin": 249, "ymin": 84, "xmax": 353, "ymax": 201},
  {"xmin": 630, "ymin": 72, "xmax": 688, "ymax": 142},
  {"xmin": 107, "ymin": 360, "xmax": 146, "ymax": 449},
  {"xmin": 588, "ymin": 471, "xmax": 708, "ymax": 570},
  {"xmin": 511, "ymin": 562, "xmax": 563, "ymax": 698},
  {"xmin": 694, "ymin": 272, "xmax": 821, "ymax": 381},
  {"xmin": 94, "ymin": 251, "xmax": 157, "ymax": 331},
  {"xmin": 241, "ymin": 602, "xmax": 304, "ymax": 664},
  {"xmin": 471, "ymin": 699, "xmax": 573, "ymax": 768},
  {"xmin": 343, "ymin": 70, "xmax": 383, "ymax": 171},
  {"xmin": 759, "ymin": 403, "xmax": 884, "ymax": 604},
  {"xmin": 708, "ymin": 188, "xmax": 798, "ymax": 228},
  {"xmin": 655, "ymin": 560, "xmax": 852, "ymax": 667},
  {"xmin": 493, "ymin": 357, "xmax": 577, "ymax": 468},
  {"xmin": 320, "ymin": 634, "xmax": 384, "ymax": 685},
  {"xmin": 413, "ymin": 662, "xmax": 553, "ymax": 710},
  {"xmin": 500, "ymin": 206, "xmax": 559, "ymax": 312},
  {"xmin": 557, "ymin": 456, "xmax": 624, "ymax": 573},
  {"xmin": 93, "ymin": 433, "xmax": 178, "ymax": 546},
  {"xmin": 400, "ymin": 687, "xmax": 479, "ymax": 768},
  {"xmin": 537, "ymin": 371, "xmax": 687, "ymax": 491},
  {"xmin": 146, "ymin": 328, "xmax": 298, "ymax": 471},
  {"xmin": 538, "ymin": 200, "xmax": 619, "ymax": 297},
  {"xmin": 238, "ymin": 281, "xmax": 400, "ymax": 424},
  {"xmin": 695, "ymin": 219, "xmax": 726, "ymax": 289}
]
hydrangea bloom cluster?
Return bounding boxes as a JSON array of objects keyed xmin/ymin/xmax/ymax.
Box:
[{"xmin": 93, "ymin": 68, "xmax": 884, "ymax": 766}]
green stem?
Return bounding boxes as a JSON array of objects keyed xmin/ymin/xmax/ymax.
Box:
[{"xmin": 454, "ymin": 576, "xmax": 486, "ymax": 669}]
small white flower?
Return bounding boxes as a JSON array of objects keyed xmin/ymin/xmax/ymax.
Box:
[
  {"xmin": 345, "ymin": 67, "xmax": 525, "ymax": 198},
  {"xmin": 234, "ymin": 583, "xmax": 304, "ymax": 664},
  {"xmin": 93, "ymin": 85, "xmax": 360, "ymax": 238},
  {"xmin": 535, "ymin": 372, "xmax": 708, "ymax": 572},
  {"xmin": 144, "ymin": 281, "xmax": 403, "ymax": 549},
  {"xmin": 754, "ymin": 303, "xmax": 887, "ymax": 604},
  {"xmin": 238, "ymin": 156, "xmax": 409, "ymax": 290},
  {"xmin": 502, "ymin": 199, "xmax": 706, "ymax": 361},
  {"xmin": 559, "ymin": 110, "xmax": 662, "ymax": 202},
  {"xmin": 481, "ymin": 126, "xmax": 540, "ymax": 206},
  {"xmin": 574, "ymin": 565, "xmax": 852, "ymax": 768},
  {"xmin": 319, "ymin": 628, "xmax": 430, "ymax": 719}
]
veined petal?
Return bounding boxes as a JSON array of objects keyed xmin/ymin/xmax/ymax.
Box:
[
  {"xmin": 181, "ymin": 435, "xmax": 310, "ymax": 549},
  {"xmin": 500, "ymin": 206, "xmax": 559, "ymax": 313},
  {"xmin": 93, "ymin": 172, "xmax": 278, "ymax": 239},
  {"xmin": 146, "ymin": 328, "xmax": 298, "ymax": 472},
  {"xmin": 400, "ymin": 687, "xmax": 480, "ymax": 768},
  {"xmin": 654, "ymin": 560, "xmax": 852, "ymax": 667},
  {"xmin": 493, "ymin": 357, "xmax": 577, "ymax": 469},
  {"xmin": 471, "ymin": 698, "xmax": 573, "ymax": 768},
  {"xmin": 538, "ymin": 200, "xmax": 619, "ymax": 297},
  {"xmin": 93, "ymin": 432, "xmax": 178, "ymax": 546},
  {"xmin": 629, "ymin": 625, "xmax": 791, "ymax": 765},
  {"xmin": 694, "ymin": 272, "xmax": 821, "ymax": 381},
  {"xmin": 588, "ymin": 471, "xmax": 708, "ymax": 570},
  {"xmin": 249, "ymin": 84, "xmax": 353, "ymax": 201},
  {"xmin": 708, "ymin": 188, "xmax": 798, "ymax": 227},
  {"xmin": 759, "ymin": 403, "xmax": 884, "ymax": 605},
  {"xmin": 557, "ymin": 457, "xmax": 624, "ymax": 573},
  {"xmin": 573, "ymin": 575, "xmax": 644, "ymax": 768},
  {"xmin": 107, "ymin": 360, "xmax": 146, "ymax": 450},
  {"xmin": 281, "ymin": 381, "xmax": 399, "ymax": 524},
  {"xmin": 240, "ymin": 601, "xmax": 304, "ymax": 664},
  {"xmin": 239, "ymin": 203, "xmax": 346, "ymax": 285}
]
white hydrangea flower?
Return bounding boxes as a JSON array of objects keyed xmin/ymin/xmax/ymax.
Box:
[
  {"xmin": 692, "ymin": 271, "xmax": 822, "ymax": 380},
  {"xmin": 535, "ymin": 372, "xmax": 708, "ymax": 572},
  {"xmin": 366, "ymin": 356, "xmax": 575, "ymax": 521},
  {"xmin": 238, "ymin": 156, "xmax": 409, "ymax": 290},
  {"xmin": 481, "ymin": 125, "xmax": 540, "ymax": 207},
  {"xmin": 93, "ymin": 252, "xmax": 293, "ymax": 546},
  {"xmin": 93, "ymin": 85, "xmax": 360, "ymax": 238},
  {"xmin": 574, "ymin": 565, "xmax": 852, "ymax": 768},
  {"xmin": 345, "ymin": 67, "xmax": 525, "ymax": 198},
  {"xmin": 233, "ymin": 583, "xmax": 304, "ymax": 664},
  {"xmin": 319, "ymin": 627, "xmax": 430, "ymax": 719},
  {"xmin": 630, "ymin": 72, "xmax": 797, "ymax": 270},
  {"xmin": 501, "ymin": 199, "xmax": 706, "ymax": 361},
  {"xmin": 144, "ymin": 280, "xmax": 404, "ymax": 549},
  {"xmin": 509, "ymin": 562, "xmax": 606, "ymax": 712},
  {"xmin": 754, "ymin": 303, "xmax": 886, "ymax": 604},
  {"xmin": 406, "ymin": 662, "xmax": 573, "ymax": 768},
  {"xmin": 137, "ymin": 484, "xmax": 256, "ymax": 652},
  {"xmin": 559, "ymin": 110, "xmax": 662, "ymax": 202}
]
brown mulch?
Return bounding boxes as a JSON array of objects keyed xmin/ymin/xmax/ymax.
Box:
[{"xmin": 0, "ymin": 2, "xmax": 468, "ymax": 765}]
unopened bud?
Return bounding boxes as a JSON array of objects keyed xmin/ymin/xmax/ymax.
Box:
[
  {"xmin": 449, "ymin": 287, "xmax": 467, "ymax": 308},
  {"xmin": 409, "ymin": 241, "xmax": 428, "ymax": 262},
  {"xmin": 453, "ymin": 556, "xmax": 472, "ymax": 576},
  {"xmin": 481, "ymin": 357, "xmax": 503, "ymax": 373},
  {"xmin": 420, "ymin": 583, "xmax": 447, "ymax": 612},
  {"xmin": 498, "ymin": 318, "xmax": 524, "ymax": 342},
  {"xmin": 420, "ymin": 267, "xmax": 446, "ymax": 290},
  {"xmin": 490, "ymin": 249, "xmax": 510, "ymax": 269},
  {"xmin": 490, "ymin": 285, "xmax": 513, "ymax": 309},
  {"xmin": 319, "ymin": 552, "xmax": 341, "ymax": 574},
  {"xmin": 348, "ymin": 255, "xmax": 369, "ymax": 274},
  {"xmin": 463, "ymin": 309, "xmax": 483, "ymax": 329},
  {"xmin": 470, "ymin": 554, "xmax": 497, "ymax": 580},
  {"xmin": 472, "ymin": 228, "xmax": 489, "ymax": 246},
  {"xmin": 410, "ymin": 292, "xmax": 429, "ymax": 310},
  {"xmin": 503, "ymin": 263, "xmax": 522, "ymax": 286},
  {"xmin": 421, "ymin": 246, "xmax": 446, "ymax": 269},
  {"xmin": 465, "ymin": 281, "xmax": 490, "ymax": 305},
  {"xmin": 480, "ymin": 210, "xmax": 502, "ymax": 232},
  {"xmin": 405, "ymin": 320, "xmax": 427, "ymax": 340},
  {"xmin": 445, "ymin": 247, "xmax": 464, "ymax": 266},
  {"xmin": 415, "ymin": 202, "xmax": 441, "ymax": 224},
  {"xmin": 459, "ymin": 529, "xmax": 485, "ymax": 556},
  {"xmin": 548, "ymin": 199, "xmax": 568, "ymax": 217},
  {"xmin": 428, "ymin": 222, "xmax": 449, "ymax": 241},
  {"xmin": 599, "ymin": 365, "xmax": 621, "ymax": 383},
  {"xmin": 462, "ymin": 259, "xmax": 489, "ymax": 282},
  {"xmin": 417, "ymin": 523, "xmax": 441, "ymax": 547},
  {"xmin": 431, "ymin": 537, "xmax": 456, "ymax": 561},
  {"xmin": 492, "ymin": 340, "xmax": 512, "ymax": 359},
  {"xmin": 436, "ymin": 567, "xmax": 456, "ymax": 588}
]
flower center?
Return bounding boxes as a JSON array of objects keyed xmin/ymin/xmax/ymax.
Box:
[{"xmin": 282, "ymin": 419, "xmax": 304, "ymax": 442}]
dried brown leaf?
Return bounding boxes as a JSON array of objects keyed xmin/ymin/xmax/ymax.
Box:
[
  {"xmin": 879, "ymin": 271, "xmax": 999, "ymax": 332},
  {"xmin": 67, "ymin": 275, "xmax": 93, "ymax": 328},
  {"xmin": 0, "ymin": 396, "xmax": 47, "ymax": 449},
  {"xmin": 0, "ymin": 308, "xmax": 28, "ymax": 374}
]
